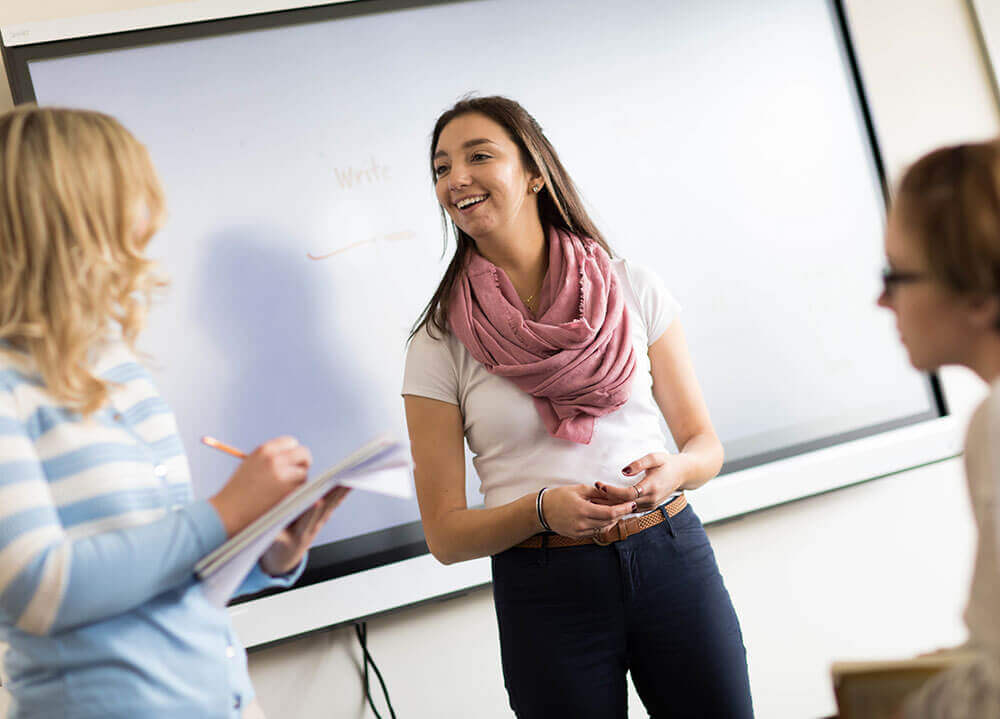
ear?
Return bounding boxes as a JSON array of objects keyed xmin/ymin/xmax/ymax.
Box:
[{"xmin": 967, "ymin": 293, "xmax": 1000, "ymax": 331}]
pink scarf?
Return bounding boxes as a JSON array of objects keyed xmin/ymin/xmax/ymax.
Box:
[{"xmin": 448, "ymin": 227, "xmax": 637, "ymax": 444}]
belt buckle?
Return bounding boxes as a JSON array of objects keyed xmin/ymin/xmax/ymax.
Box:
[
  {"xmin": 593, "ymin": 523, "xmax": 614, "ymax": 545},
  {"xmin": 593, "ymin": 521, "xmax": 626, "ymax": 546}
]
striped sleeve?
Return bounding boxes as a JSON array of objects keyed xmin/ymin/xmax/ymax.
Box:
[{"xmin": 0, "ymin": 382, "xmax": 227, "ymax": 636}]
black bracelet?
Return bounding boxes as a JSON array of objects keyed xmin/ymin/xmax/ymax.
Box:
[{"xmin": 536, "ymin": 487, "xmax": 552, "ymax": 532}]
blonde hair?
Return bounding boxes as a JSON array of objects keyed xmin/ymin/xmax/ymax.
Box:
[
  {"xmin": 0, "ymin": 106, "xmax": 167, "ymax": 414},
  {"xmin": 896, "ymin": 140, "xmax": 1000, "ymax": 315}
]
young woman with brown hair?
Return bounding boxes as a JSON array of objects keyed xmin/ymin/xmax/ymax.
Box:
[
  {"xmin": 403, "ymin": 96, "xmax": 753, "ymax": 717},
  {"xmin": 878, "ymin": 140, "xmax": 1000, "ymax": 719}
]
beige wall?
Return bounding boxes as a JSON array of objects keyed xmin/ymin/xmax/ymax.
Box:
[{"xmin": 1, "ymin": 1, "xmax": 998, "ymax": 717}]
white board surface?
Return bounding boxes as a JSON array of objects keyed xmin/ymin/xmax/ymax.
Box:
[{"xmin": 6, "ymin": 0, "xmax": 950, "ymax": 644}]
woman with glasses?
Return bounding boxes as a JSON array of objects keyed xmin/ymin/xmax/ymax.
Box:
[
  {"xmin": 878, "ymin": 140, "xmax": 1000, "ymax": 719},
  {"xmin": 402, "ymin": 96, "xmax": 753, "ymax": 717}
]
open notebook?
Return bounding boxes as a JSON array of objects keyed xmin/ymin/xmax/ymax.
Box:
[{"xmin": 194, "ymin": 436, "xmax": 412, "ymax": 605}]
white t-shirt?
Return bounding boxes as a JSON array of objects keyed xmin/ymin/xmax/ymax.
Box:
[{"xmin": 402, "ymin": 257, "xmax": 681, "ymax": 511}]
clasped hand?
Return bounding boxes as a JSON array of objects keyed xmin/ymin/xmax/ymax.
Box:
[{"xmin": 542, "ymin": 452, "xmax": 682, "ymax": 537}]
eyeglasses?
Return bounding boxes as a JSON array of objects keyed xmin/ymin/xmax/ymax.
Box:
[{"xmin": 880, "ymin": 267, "xmax": 931, "ymax": 295}]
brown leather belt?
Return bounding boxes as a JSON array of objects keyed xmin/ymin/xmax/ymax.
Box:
[{"xmin": 515, "ymin": 494, "xmax": 687, "ymax": 549}]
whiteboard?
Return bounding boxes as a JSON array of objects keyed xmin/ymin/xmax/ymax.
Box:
[{"xmin": 3, "ymin": 0, "xmax": 950, "ymax": 645}]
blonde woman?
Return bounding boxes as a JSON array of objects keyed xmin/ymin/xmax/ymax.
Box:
[
  {"xmin": 0, "ymin": 106, "xmax": 347, "ymax": 719},
  {"xmin": 877, "ymin": 140, "xmax": 1000, "ymax": 718}
]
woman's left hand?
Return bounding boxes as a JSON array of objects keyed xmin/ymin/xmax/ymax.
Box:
[
  {"xmin": 259, "ymin": 486, "xmax": 352, "ymax": 576},
  {"xmin": 592, "ymin": 452, "xmax": 684, "ymax": 512}
]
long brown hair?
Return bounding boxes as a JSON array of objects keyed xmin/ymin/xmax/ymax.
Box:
[
  {"xmin": 410, "ymin": 96, "xmax": 612, "ymax": 339},
  {"xmin": 895, "ymin": 140, "xmax": 1000, "ymax": 328},
  {"xmin": 0, "ymin": 106, "xmax": 167, "ymax": 414}
]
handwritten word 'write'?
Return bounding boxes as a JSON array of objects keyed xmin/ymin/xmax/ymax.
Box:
[{"xmin": 334, "ymin": 158, "xmax": 390, "ymax": 189}]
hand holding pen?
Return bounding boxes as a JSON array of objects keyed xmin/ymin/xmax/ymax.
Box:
[
  {"xmin": 202, "ymin": 435, "xmax": 351, "ymax": 576},
  {"xmin": 204, "ymin": 435, "xmax": 313, "ymax": 538}
]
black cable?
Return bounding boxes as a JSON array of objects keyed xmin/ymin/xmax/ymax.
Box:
[{"xmin": 355, "ymin": 622, "xmax": 397, "ymax": 719}]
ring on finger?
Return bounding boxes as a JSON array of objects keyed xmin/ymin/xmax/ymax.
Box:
[{"xmin": 633, "ymin": 485, "xmax": 641, "ymax": 499}]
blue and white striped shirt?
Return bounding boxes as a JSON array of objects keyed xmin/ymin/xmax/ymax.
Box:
[{"xmin": 0, "ymin": 341, "xmax": 299, "ymax": 718}]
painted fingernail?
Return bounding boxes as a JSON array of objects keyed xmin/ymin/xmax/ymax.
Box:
[
  {"xmin": 631, "ymin": 502, "xmax": 638, "ymax": 511},
  {"xmin": 622, "ymin": 466, "xmax": 632, "ymax": 475}
]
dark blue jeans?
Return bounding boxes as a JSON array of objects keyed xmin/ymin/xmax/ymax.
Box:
[{"xmin": 491, "ymin": 503, "xmax": 753, "ymax": 718}]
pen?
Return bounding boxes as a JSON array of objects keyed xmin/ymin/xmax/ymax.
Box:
[{"xmin": 200, "ymin": 435, "xmax": 247, "ymax": 459}]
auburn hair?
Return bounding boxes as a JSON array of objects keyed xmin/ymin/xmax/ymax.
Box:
[{"xmin": 895, "ymin": 140, "xmax": 1000, "ymax": 328}]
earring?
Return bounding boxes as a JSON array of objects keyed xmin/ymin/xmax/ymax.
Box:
[{"xmin": 532, "ymin": 185, "xmax": 541, "ymax": 193}]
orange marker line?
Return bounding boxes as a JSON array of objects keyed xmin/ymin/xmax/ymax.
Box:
[
  {"xmin": 307, "ymin": 237, "xmax": 374, "ymax": 261},
  {"xmin": 201, "ymin": 435, "xmax": 247, "ymax": 459},
  {"xmin": 306, "ymin": 230, "xmax": 417, "ymax": 261}
]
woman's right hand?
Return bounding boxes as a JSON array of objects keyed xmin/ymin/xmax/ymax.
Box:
[
  {"xmin": 540, "ymin": 485, "xmax": 636, "ymax": 538},
  {"xmin": 209, "ymin": 436, "xmax": 313, "ymax": 537}
]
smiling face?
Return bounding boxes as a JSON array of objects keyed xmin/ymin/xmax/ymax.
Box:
[
  {"xmin": 878, "ymin": 204, "xmax": 980, "ymax": 372},
  {"xmin": 432, "ymin": 112, "xmax": 542, "ymax": 246}
]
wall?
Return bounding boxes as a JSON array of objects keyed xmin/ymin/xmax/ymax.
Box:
[{"xmin": 1, "ymin": 1, "xmax": 997, "ymax": 717}]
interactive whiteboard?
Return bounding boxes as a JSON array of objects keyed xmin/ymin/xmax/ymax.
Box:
[{"xmin": 2, "ymin": 0, "xmax": 952, "ymax": 646}]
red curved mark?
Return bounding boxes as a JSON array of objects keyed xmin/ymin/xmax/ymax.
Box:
[{"xmin": 307, "ymin": 231, "xmax": 416, "ymax": 261}]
